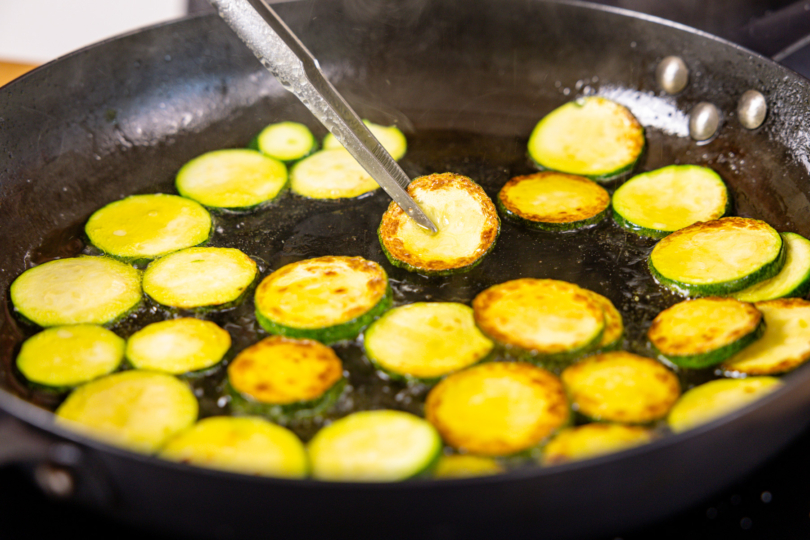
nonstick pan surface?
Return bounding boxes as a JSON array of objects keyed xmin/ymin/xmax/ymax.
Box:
[{"xmin": 2, "ymin": 1, "xmax": 810, "ymax": 539}]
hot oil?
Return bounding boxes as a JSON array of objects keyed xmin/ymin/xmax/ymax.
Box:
[{"xmin": 5, "ymin": 126, "xmax": 760, "ymax": 448}]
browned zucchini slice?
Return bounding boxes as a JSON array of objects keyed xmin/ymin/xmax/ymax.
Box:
[
  {"xmin": 433, "ymin": 455, "xmax": 504, "ymax": 479},
  {"xmin": 425, "ymin": 362, "xmax": 568, "ymax": 456},
  {"xmin": 378, "ymin": 173, "xmax": 500, "ymax": 275},
  {"xmin": 542, "ymin": 423, "xmax": 654, "ymax": 465},
  {"xmin": 585, "ymin": 290, "xmax": 624, "ymax": 352}
]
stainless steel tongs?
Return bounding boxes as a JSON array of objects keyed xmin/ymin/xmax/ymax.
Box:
[{"xmin": 209, "ymin": 0, "xmax": 439, "ymax": 233}]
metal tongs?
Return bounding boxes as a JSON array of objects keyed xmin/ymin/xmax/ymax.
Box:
[{"xmin": 209, "ymin": 0, "xmax": 439, "ymax": 233}]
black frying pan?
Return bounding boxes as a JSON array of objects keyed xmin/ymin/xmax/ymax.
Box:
[{"xmin": 2, "ymin": 1, "xmax": 810, "ymax": 538}]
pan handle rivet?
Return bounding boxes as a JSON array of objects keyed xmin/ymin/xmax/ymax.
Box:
[
  {"xmin": 656, "ymin": 56, "xmax": 689, "ymax": 94},
  {"xmin": 737, "ymin": 90, "xmax": 767, "ymax": 129},
  {"xmin": 689, "ymin": 102, "xmax": 721, "ymax": 142},
  {"xmin": 35, "ymin": 464, "xmax": 75, "ymax": 499}
]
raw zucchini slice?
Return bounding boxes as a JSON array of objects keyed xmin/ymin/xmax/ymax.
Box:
[
  {"xmin": 561, "ymin": 351, "xmax": 680, "ymax": 424},
  {"xmin": 585, "ymin": 290, "xmax": 624, "ymax": 352},
  {"xmin": 176, "ymin": 149, "xmax": 287, "ymax": 210},
  {"xmin": 542, "ymin": 423, "xmax": 653, "ymax": 465},
  {"xmin": 56, "ymin": 370, "xmax": 198, "ymax": 453},
  {"xmin": 497, "ymin": 172, "xmax": 610, "ymax": 231},
  {"xmin": 472, "ymin": 279, "xmax": 605, "ymax": 362},
  {"xmin": 323, "ymin": 120, "xmax": 407, "ymax": 161},
  {"xmin": 722, "ymin": 298, "xmax": 810, "ymax": 375},
  {"xmin": 363, "ymin": 302, "xmax": 494, "ymax": 381},
  {"xmin": 378, "ymin": 173, "xmax": 500, "ymax": 275},
  {"xmin": 85, "ymin": 194, "xmax": 211, "ymax": 261},
  {"xmin": 647, "ymin": 297, "xmax": 764, "ymax": 369},
  {"xmin": 11, "ymin": 256, "xmax": 142, "ymax": 327},
  {"xmin": 433, "ymin": 455, "xmax": 504, "ymax": 479},
  {"xmin": 667, "ymin": 377, "xmax": 783, "ymax": 433},
  {"xmin": 307, "ymin": 410, "xmax": 442, "ymax": 482},
  {"xmin": 425, "ymin": 362, "xmax": 568, "ymax": 456},
  {"xmin": 255, "ymin": 121, "xmax": 317, "ymax": 162},
  {"xmin": 648, "ymin": 217, "xmax": 785, "ymax": 296},
  {"xmin": 255, "ymin": 256, "xmax": 391, "ymax": 344},
  {"xmin": 732, "ymin": 232, "xmax": 810, "ymax": 302},
  {"xmin": 612, "ymin": 165, "xmax": 729, "ymax": 239},
  {"xmin": 126, "ymin": 318, "xmax": 231, "ymax": 375},
  {"xmin": 527, "ymin": 97, "xmax": 645, "ymax": 182},
  {"xmin": 17, "ymin": 325, "xmax": 124, "ymax": 390},
  {"xmin": 159, "ymin": 416, "xmax": 308, "ymax": 478},
  {"xmin": 228, "ymin": 336, "xmax": 344, "ymax": 421},
  {"xmin": 143, "ymin": 247, "xmax": 258, "ymax": 310},
  {"xmin": 290, "ymin": 149, "xmax": 379, "ymax": 199}
]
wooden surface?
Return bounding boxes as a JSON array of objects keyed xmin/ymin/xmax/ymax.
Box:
[{"xmin": 0, "ymin": 61, "xmax": 37, "ymax": 87}]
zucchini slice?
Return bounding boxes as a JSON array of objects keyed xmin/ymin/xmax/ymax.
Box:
[
  {"xmin": 527, "ymin": 97, "xmax": 645, "ymax": 182},
  {"xmin": 561, "ymin": 351, "xmax": 680, "ymax": 424},
  {"xmin": 612, "ymin": 165, "xmax": 729, "ymax": 239},
  {"xmin": 290, "ymin": 149, "xmax": 379, "ymax": 199},
  {"xmin": 228, "ymin": 336, "xmax": 344, "ymax": 421},
  {"xmin": 323, "ymin": 120, "xmax": 407, "ymax": 161},
  {"xmin": 425, "ymin": 362, "xmax": 568, "ymax": 456},
  {"xmin": 159, "ymin": 416, "xmax": 308, "ymax": 478},
  {"xmin": 143, "ymin": 247, "xmax": 257, "ymax": 310},
  {"xmin": 433, "ymin": 455, "xmax": 504, "ymax": 479},
  {"xmin": 648, "ymin": 217, "xmax": 785, "ymax": 296},
  {"xmin": 363, "ymin": 302, "xmax": 494, "ymax": 381},
  {"xmin": 307, "ymin": 410, "xmax": 442, "ymax": 482},
  {"xmin": 255, "ymin": 256, "xmax": 391, "ymax": 344},
  {"xmin": 176, "ymin": 149, "xmax": 288, "ymax": 211},
  {"xmin": 732, "ymin": 232, "xmax": 810, "ymax": 302},
  {"xmin": 11, "ymin": 256, "xmax": 142, "ymax": 327},
  {"xmin": 585, "ymin": 290, "xmax": 624, "ymax": 353},
  {"xmin": 17, "ymin": 325, "xmax": 124, "ymax": 390},
  {"xmin": 56, "ymin": 370, "xmax": 198, "ymax": 453},
  {"xmin": 497, "ymin": 172, "xmax": 610, "ymax": 231},
  {"xmin": 85, "ymin": 194, "xmax": 212, "ymax": 262},
  {"xmin": 722, "ymin": 298, "xmax": 810, "ymax": 375},
  {"xmin": 542, "ymin": 423, "xmax": 654, "ymax": 465},
  {"xmin": 378, "ymin": 173, "xmax": 500, "ymax": 275},
  {"xmin": 126, "ymin": 318, "xmax": 231, "ymax": 375},
  {"xmin": 472, "ymin": 279, "xmax": 605, "ymax": 362},
  {"xmin": 647, "ymin": 297, "xmax": 764, "ymax": 369},
  {"xmin": 255, "ymin": 121, "xmax": 317, "ymax": 162},
  {"xmin": 667, "ymin": 377, "xmax": 783, "ymax": 433}
]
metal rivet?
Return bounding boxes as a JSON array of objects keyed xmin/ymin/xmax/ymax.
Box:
[
  {"xmin": 35, "ymin": 464, "xmax": 75, "ymax": 499},
  {"xmin": 656, "ymin": 56, "xmax": 689, "ymax": 94},
  {"xmin": 737, "ymin": 90, "xmax": 767, "ymax": 129},
  {"xmin": 689, "ymin": 102, "xmax": 721, "ymax": 141}
]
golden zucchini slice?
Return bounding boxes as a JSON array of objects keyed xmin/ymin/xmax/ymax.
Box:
[
  {"xmin": 160, "ymin": 416, "xmax": 308, "ymax": 478},
  {"xmin": 85, "ymin": 194, "xmax": 211, "ymax": 261},
  {"xmin": 527, "ymin": 97, "xmax": 645, "ymax": 182},
  {"xmin": 612, "ymin": 165, "xmax": 729, "ymax": 239},
  {"xmin": 378, "ymin": 173, "xmax": 500, "ymax": 275},
  {"xmin": 363, "ymin": 302, "xmax": 494, "ymax": 381},
  {"xmin": 254, "ymin": 256, "xmax": 390, "ymax": 344},
  {"xmin": 126, "ymin": 318, "xmax": 231, "ymax": 375},
  {"xmin": 668, "ymin": 377, "xmax": 783, "ymax": 433},
  {"xmin": 473, "ymin": 279, "xmax": 605, "ymax": 361},
  {"xmin": 497, "ymin": 172, "xmax": 610, "ymax": 231},
  {"xmin": 561, "ymin": 351, "xmax": 680, "ymax": 423},
  {"xmin": 648, "ymin": 217, "xmax": 785, "ymax": 296},
  {"xmin": 585, "ymin": 290, "xmax": 624, "ymax": 352},
  {"xmin": 722, "ymin": 298, "xmax": 810, "ymax": 375},
  {"xmin": 542, "ymin": 423, "xmax": 654, "ymax": 465},
  {"xmin": 142, "ymin": 247, "xmax": 258, "ymax": 310},
  {"xmin": 10, "ymin": 256, "xmax": 142, "ymax": 327},
  {"xmin": 56, "ymin": 370, "xmax": 198, "ymax": 453},
  {"xmin": 228, "ymin": 336, "xmax": 344, "ymax": 421},
  {"xmin": 425, "ymin": 362, "xmax": 568, "ymax": 456},
  {"xmin": 290, "ymin": 149, "xmax": 379, "ymax": 199},
  {"xmin": 323, "ymin": 120, "xmax": 407, "ymax": 161},
  {"xmin": 16, "ymin": 325, "xmax": 124, "ymax": 389},
  {"xmin": 732, "ymin": 232, "xmax": 810, "ymax": 302},
  {"xmin": 648, "ymin": 297, "xmax": 764, "ymax": 369},
  {"xmin": 433, "ymin": 455, "xmax": 504, "ymax": 479}
]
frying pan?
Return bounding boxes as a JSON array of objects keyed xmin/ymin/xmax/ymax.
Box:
[{"xmin": 2, "ymin": 1, "xmax": 810, "ymax": 538}]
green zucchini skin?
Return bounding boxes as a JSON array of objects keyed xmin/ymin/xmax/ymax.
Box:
[
  {"xmin": 256, "ymin": 286, "xmax": 392, "ymax": 344},
  {"xmin": 531, "ymin": 153, "xmax": 643, "ymax": 184},
  {"xmin": 496, "ymin": 195, "xmax": 609, "ymax": 232},
  {"xmin": 652, "ymin": 319, "xmax": 766, "ymax": 369},
  {"xmin": 228, "ymin": 378, "xmax": 346, "ymax": 424},
  {"xmin": 732, "ymin": 232, "xmax": 810, "ymax": 301}
]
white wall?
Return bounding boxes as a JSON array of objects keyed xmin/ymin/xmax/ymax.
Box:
[{"xmin": 0, "ymin": 0, "xmax": 187, "ymax": 64}]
